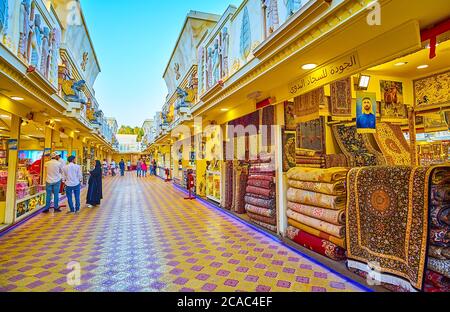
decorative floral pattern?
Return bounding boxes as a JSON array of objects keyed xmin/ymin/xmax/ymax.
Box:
[
  {"xmin": 330, "ymin": 77, "xmax": 352, "ymax": 118},
  {"xmin": 414, "ymin": 71, "xmax": 450, "ymax": 107},
  {"xmin": 374, "ymin": 123, "xmax": 411, "ymax": 165}
]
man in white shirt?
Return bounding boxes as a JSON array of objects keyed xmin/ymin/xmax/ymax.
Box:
[
  {"xmin": 62, "ymin": 155, "xmax": 83, "ymax": 214},
  {"xmin": 111, "ymin": 160, "xmax": 116, "ymax": 176},
  {"xmin": 42, "ymin": 152, "xmax": 64, "ymax": 213}
]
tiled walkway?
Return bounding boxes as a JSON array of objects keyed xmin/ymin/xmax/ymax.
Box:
[{"xmin": 0, "ymin": 173, "xmax": 365, "ymax": 292}]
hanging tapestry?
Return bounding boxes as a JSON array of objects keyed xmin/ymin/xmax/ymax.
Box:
[
  {"xmin": 356, "ymin": 92, "xmax": 377, "ymax": 134},
  {"xmin": 414, "ymin": 71, "xmax": 450, "ymax": 107},
  {"xmin": 262, "ymin": 105, "xmax": 275, "ymax": 150},
  {"xmin": 293, "ymin": 87, "xmax": 324, "ymax": 122},
  {"xmin": 346, "ymin": 166, "xmax": 447, "ymax": 291},
  {"xmin": 224, "ymin": 161, "xmax": 234, "ymax": 210},
  {"xmin": 284, "ymin": 101, "xmax": 296, "ymax": 130},
  {"xmin": 297, "ymin": 117, "xmax": 325, "ymax": 152},
  {"xmin": 330, "ymin": 77, "xmax": 352, "ymax": 119},
  {"xmin": 380, "ymin": 80, "xmax": 408, "ymax": 120},
  {"xmin": 282, "ymin": 130, "xmax": 296, "ymax": 172},
  {"xmin": 332, "ymin": 124, "xmax": 385, "ymax": 167},
  {"xmin": 424, "ymin": 112, "xmax": 448, "ymax": 133},
  {"xmin": 374, "ymin": 123, "xmax": 411, "ymax": 166}
]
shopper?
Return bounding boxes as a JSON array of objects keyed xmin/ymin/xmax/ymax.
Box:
[
  {"xmin": 142, "ymin": 161, "xmax": 148, "ymax": 177},
  {"xmin": 111, "ymin": 160, "xmax": 117, "ymax": 177},
  {"xmin": 42, "ymin": 152, "xmax": 64, "ymax": 213},
  {"xmin": 127, "ymin": 160, "xmax": 131, "ymax": 171},
  {"xmin": 153, "ymin": 161, "xmax": 157, "ymax": 177},
  {"xmin": 102, "ymin": 159, "xmax": 108, "ymax": 177},
  {"xmin": 136, "ymin": 159, "xmax": 142, "ymax": 177},
  {"xmin": 119, "ymin": 159, "xmax": 125, "ymax": 176},
  {"xmin": 86, "ymin": 160, "xmax": 103, "ymax": 208},
  {"xmin": 63, "ymin": 156, "xmax": 83, "ymax": 214}
]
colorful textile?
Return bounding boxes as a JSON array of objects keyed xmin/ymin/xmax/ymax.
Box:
[
  {"xmin": 287, "ymin": 188, "xmax": 345, "ymax": 210},
  {"xmin": 247, "ymin": 212, "xmax": 277, "ymax": 226},
  {"xmin": 297, "ymin": 117, "xmax": 325, "ymax": 152},
  {"xmin": 429, "ymin": 246, "xmax": 450, "ymax": 260},
  {"xmin": 288, "ymin": 180, "xmax": 346, "ymax": 196},
  {"xmin": 296, "ymin": 164, "xmax": 323, "ymax": 168},
  {"xmin": 432, "ymin": 167, "xmax": 450, "ymax": 185},
  {"xmin": 332, "ymin": 124, "xmax": 385, "ymax": 167},
  {"xmin": 287, "ymin": 226, "xmax": 346, "ymax": 261},
  {"xmin": 287, "ymin": 167, "xmax": 348, "ymax": 183},
  {"xmin": 427, "ymin": 258, "xmax": 450, "ymax": 279},
  {"xmin": 245, "ymin": 193, "xmax": 273, "ymax": 201},
  {"xmin": 346, "ymin": 166, "xmax": 442, "ymax": 291},
  {"xmin": 246, "ymin": 186, "xmax": 274, "ymax": 198},
  {"xmin": 330, "ymin": 77, "xmax": 352, "ymax": 118},
  {"xmin": 245, "ymin": 196, "xmax": 275, "ymax": 209},
  {"xmin": 287, "ymin": 218, "xmax": 346, "ymax": 248},
  {"xmin": 287, "ymin": 202, "xmax": 345, "ymax": 225},
  {"xmin": 430, "ymin": 227, "xmax": 450, "ymax": 247},
  {"xmin": 425, "ymin": 270, "xmax": 450, "ymax": 290},
  {"xmin": 245, "ymin": 204, "xmax": 275, "ymax": 218},
  {"xmin": 295, "ymin": 157, "xmax": 324, "ymax": 165},
  {"xmin": 293, "ymin": 88, "xmax": 324, "ymax": 123},
  {"xmin": 296, "ymin": 148, "xmax": 318, "ymax": 157},
  {"xmin": 224, "ymin": 161, "xmax": 234, "ymax": 210},
  {"xmin": 233, "ymin": 164, "xmax": 248, "ymax": 214},
  {"xmin": 251, "ymin": 219, "xmax": 277, "ymax": 232},
  {"xmin": 430, "ymin": 205, "xmax": 450, "ymax": 228},
  {"xmin": 247, "ymin": 175, "xmax": 273, "ymax": 182},
  {"xmin": 262, "ymin": 105, "xmax": 275, "ymax": 148},
  {"xmin": 287, "ymin": 210, "xmax": 345, "ymax": 238},
  {"xmin": 374, "ymin": 123, "xmax": 411, "ymax": 166},
  {"xmin": 247, "ymin": 179, "xmax": 274, "ymax": 189},
  {"xmin": 431, "ymin": 186, "xmax": 450, "ymax": 206},
  {"xmin": 323, "ymin": 154, "xmax": 348, "ymax": 168}
]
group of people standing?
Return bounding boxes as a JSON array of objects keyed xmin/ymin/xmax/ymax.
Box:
[
  {"xmin": 43, "ymin": 152, "xmax": 102, "ymax": 214},
  {"xmin": 103, "ymin": 159, "xmax": 130, "ymax": 177},
  {"xmin": 136, "ymin": 159, "xmax": 157, "ymax": 177}
]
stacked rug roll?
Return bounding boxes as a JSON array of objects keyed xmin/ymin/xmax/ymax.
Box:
[
  {"xmin": 232, "ymin": 161, "xmax": 249, "ymax": 214},
  {"xmin": 286, "ymin": 167, "xmax": 348, "ymax": 261},
  {"xmin": 296, "ymin": 149, "xmax": 325, "ymax": 168},
  {"xmin": 245, "ymin": 157, "xmax": 277, "ymax": 232},
  {"xmin": 425, "ymin": 167, "xmax": 450, "ymax": 292}
]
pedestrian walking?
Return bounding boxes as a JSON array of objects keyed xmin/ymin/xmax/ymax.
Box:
[
  {"xmin": 153, "ymin": 161, "xmax": 157, "ymax": 177},
  {"xmin": 87, "ymin": 160, "xmax": 103, "ymax": 208},
  {"xmin": 119, "ymin": 159, "xmax": 125, "ymax": 176},
  {"xmin": 127, "ymin": 160, "xmax": 131, "ymax": 171},
  {"xmin": 42, "ymin": 152, "xmax": 65, "ymax": 213},
  {"xmin": 102, "ymin": 159, "xmax": 108, "ymax": 177},
  {"xmin": 111, "ymin": 160, "xmax": 117, "ymax": 177},
  {"xmin": 142, "ymin": 161, "xmax": 148, "ymax": 177},
  {"xmin": 136, "ymin": 159, "xmax": 142, "ymax": 177},
  {"xmin": 62, "ymin": 156, "xmax": 83, "ymax": 214}
]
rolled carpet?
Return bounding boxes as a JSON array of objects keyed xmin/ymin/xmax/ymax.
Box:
[
  {"xmin": 287, "ymin": 201, "xmax": 345, "ymax": 225},
  {"xmin": 425, "ymin": 270, "xmax": 450, "ymax": 290},
  {"xmin": 429, "ymin": 246, "xmax": 450, "ymax": 260},
  {"xmin": 430, "ymin": 205, "xmax": 450, "ymax": 228},
  {"xmin": 247, "ymin": 212, "xmax": 277, "ymax": 226},
  {"xmin": 287, "ymin": 218, "xmax": 346, "ymax": 248},
  {"xmin": 296, "ymin": 164, "xmax": 323, "ymax": 168},
  {"xmin": 427, "ymin": 258, "xmax": 450, "ymax": 279},
  {"xmin": 251, "ymin": 219, "xmax": 277, "ymax": 232},
  {"xmin": 247, "ymin": 175, "xmax": 274, "ymax": 182},
  {"xmin": 247, "ymin": 179, "xmax": 274, "ymax": 189},
  {"xmin": 430, "ymin": 227, "xmax": 450, "ymax": 247},
  {"xmin": 295, "ymin": 158, "xmax": 323, "ymax": 165},
  {"xmin": 246, "ymin": 193, "xmax": 273, "ymax": 201},
  {"xmin": 245, "ymin": 204, "xmax": 275, "ymax": 218},
  {"xmin": 288, "ymin": 179, "xmax": 346, "ymax": 196},
  {"xmin": 287, "ymin": 167, "xmax": 348, "ymax": 183},
  {"xmin": 287, "ymin": 209, "xmax": 345, "ymax": 238},
  {"xmin": 246, "ymin": 185, "xmax": 275, "ymax": 198},
  {"xmin": 287, "ymin": 188, "xmax": 345, "ymax": 210},
  {"xmin": 245, "ymin": 196, "xmax": 275, "ymax": 209},
  {"xmin": 296, "ymin": 148, "xmax": 318, "ymax": 157},
  {"xmin": 286, "ymin": 226, "xmax": 346, "ymax": 261},
  {"xmin": 323, "ymin": 154, "xmax": 348, "ymax": 169}
]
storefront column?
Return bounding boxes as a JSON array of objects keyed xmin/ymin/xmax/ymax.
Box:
[
  {"xmin": 274, "ymin": 103, "xmax": 287, "ymax": 237},
  {"xmin": 4, "ymin": 116, "xmax": 21, "ymax": 225}
]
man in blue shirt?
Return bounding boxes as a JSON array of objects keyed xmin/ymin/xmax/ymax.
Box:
[{"xmin": 357, "ymin": 97, "xmax": 376, "ymax": 129}]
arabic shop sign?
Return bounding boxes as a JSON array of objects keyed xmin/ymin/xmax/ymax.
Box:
[{"xmin": 289, "ymin": 52, "xmax": 361, "ymax": 96}]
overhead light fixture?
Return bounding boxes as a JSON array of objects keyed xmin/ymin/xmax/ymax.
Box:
[
  {"xmin": 221, "ymin": 108, "xmax": 229, "ymax": 112},
  {"xmin": 1, "ymin": 114, "xmax": 11, "ymax": 119},
  {"xmin": 53, "ymin": 118, "xmax": 62, "ymax": 122},
  {"xmin": 394, "ymin": 62, "xmax": 408, "ymax": 66},
  {"xmin": 302, "ymin": 63, "xmax": 318, "ymax": 70},
  {"xmin": 417, "ymin": 65, "xmax": 429, "ymax": 69},
  {"xmin": 11, "ymin": 96, "xmax": 24, "ymax": 101},
  {"xmin": 358, "ymin": 75, "xmax": 371, "ymax": 89},
  {"xmin": 74, "ymin": 129, "xmax": 80, "ymax": 133}
]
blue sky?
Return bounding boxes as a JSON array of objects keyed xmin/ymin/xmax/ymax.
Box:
[{"xmin": 81, "ymin": 0, "xmax": 241, "ymax": 128}]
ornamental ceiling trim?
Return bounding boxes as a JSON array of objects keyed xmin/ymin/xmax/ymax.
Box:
[{"xmin": 192, "ymin": 0, "xmax": 377, "ymax": 117}]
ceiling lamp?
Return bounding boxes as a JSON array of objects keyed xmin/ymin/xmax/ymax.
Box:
[
  {"xmin": 11, "ymin": 96, "xmax": 24, "ymax": 101},
  {"xmin": 358, "ymin": 75, "xmax": 371, "ymax": 90},
  {"xmin": 417, "ymin": 65, "xmax": 429, "ymax": 69},
  {"xmin": 394, "ymin": 62, "xmax": 408, "ymax": 66},
  {"xmin": 302, "ymin": 63, "xmax": 318, "ymax": 70}
]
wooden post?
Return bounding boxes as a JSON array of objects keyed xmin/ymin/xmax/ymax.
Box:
[{"xmin": 4, "ymin": 116, "xmax": 21, "ymax": 225}]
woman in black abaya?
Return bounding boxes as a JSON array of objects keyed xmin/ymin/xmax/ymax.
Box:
[{"xmin": 87, "ymin": 160, "xmax": 103, "ymax": 208}]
